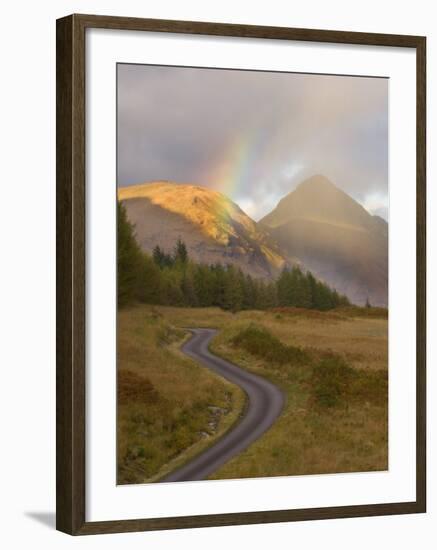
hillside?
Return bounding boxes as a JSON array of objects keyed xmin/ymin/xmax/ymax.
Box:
[
  {"xmin": 118, "ymin": 182, "xmax": 292, "ymax": 279},
  {"xmin": 260, "ymin": 175, "xmax": 388, "ymax": 306}
]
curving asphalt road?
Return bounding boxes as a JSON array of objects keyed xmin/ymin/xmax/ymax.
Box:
[{"xmin": 159, "ymin": 328, "xmax": 285, "ymax": 483}]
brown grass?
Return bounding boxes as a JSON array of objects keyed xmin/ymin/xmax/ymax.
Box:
[
  {"xmin": 335, "ymin": 305, "xmax": 388, "ymax": 319},
  {"xmin": 207, "ymin": 314, "xmax": 388, "ymax": 479},
  {"xmin": 118, "ymin": 370, "xmax": 158, "ymax": 405},
  {"xmin": 270, "ymin": 307, "xmax": 346, "ymax": 322},
  {"xmin": 118, "ymin": 304, "xmax": 388, "ymax": 482},
  {"xmin": 117, "ymin": 305, "xmax": 244, "ymax": 484}
]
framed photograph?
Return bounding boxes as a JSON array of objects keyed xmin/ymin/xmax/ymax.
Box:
[{"xmin": 56, "ymin": 14, "xmax": 426, "ymax": 535}]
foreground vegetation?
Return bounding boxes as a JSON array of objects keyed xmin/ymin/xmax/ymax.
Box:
[
  {"xmin": 117, "ymin": 306, "xmax": 244, "ymax": 484},
  {"xmin": 208, "ymin": 309, "xmax": 388, "ymax": 479},
  {"xmin": 118, "ymin": 304, "xmax": 388, "ymax": 483}
]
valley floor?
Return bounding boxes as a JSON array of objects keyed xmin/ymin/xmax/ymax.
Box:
[{"xmin": 117, "ymin": 304, "xmax": 388, "ymax": 484}]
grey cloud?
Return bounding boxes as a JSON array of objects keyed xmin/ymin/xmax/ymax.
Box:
[{"xmin": 117, "ymin": 64, "xmax": 388, "ymax": 221}]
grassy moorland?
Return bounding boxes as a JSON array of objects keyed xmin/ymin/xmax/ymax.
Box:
[
  {"xmin": 208, "ymin": 307, "xmax": 388, "ymax": 479},
  {"xmin": 118, "ymin": 304, "xmax": 388, "ymax": 483},
  {"xmin": 117, "ymin": 306, "xmax": 245, "ymax": 484}
]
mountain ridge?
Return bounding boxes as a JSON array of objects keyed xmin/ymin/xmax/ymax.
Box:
[
  {"xmin": 260, "ymin": 175, "xmax": 388, "ymax": 306},
  {"xmin": 119, "ymin": 176, "xmax": 388, "ymax": 306},
  {"xmin": 118, "ymin": 181, "xmax": 294, "ymax": 280},
  {"xmin": 261, "ymin": 174, "xmax": 385, "ymax": 230}
]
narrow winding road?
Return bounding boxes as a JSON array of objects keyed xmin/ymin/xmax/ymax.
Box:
[{"xmin": 160, "ymin": 328, "xmax": 285, "ymax": 483}]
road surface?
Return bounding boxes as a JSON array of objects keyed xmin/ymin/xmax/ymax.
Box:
[{"xmin": 160, "ymin": 328, "xmax": 285, "ymax": 482}]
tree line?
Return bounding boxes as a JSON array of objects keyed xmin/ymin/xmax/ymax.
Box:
[{"xmin": 118, "ymin": 202, "xmax": 350, "ymax": 311}]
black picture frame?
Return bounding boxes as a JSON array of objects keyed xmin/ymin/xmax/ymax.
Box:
[{"xmin": 56, "ymin": 13, "xmax": 426, "ymax": 535}]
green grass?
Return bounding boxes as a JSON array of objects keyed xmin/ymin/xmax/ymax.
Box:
[
  {"xmin": 309, "ymin": 353, "xmax": 386, "ymax": 409},
  {"xmin": 231, "ymin": 324, "xmax": 310, "ymax": 366}
]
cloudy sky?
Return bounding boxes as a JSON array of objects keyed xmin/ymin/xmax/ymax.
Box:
[{"xmin": 117, "ymin": 63, "xmax": 388, "ymax": 221}]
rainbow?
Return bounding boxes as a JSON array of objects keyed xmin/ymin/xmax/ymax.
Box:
[
  {"xmin": 205, "ymin": 127, "xmax": 269, "ymax": 203},
  {"xmin": 199, "ymin": 125, "xmax": 303, "ymax": 221}
]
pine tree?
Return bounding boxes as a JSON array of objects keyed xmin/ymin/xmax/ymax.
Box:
[
  {"xmin": 137, "ymin": 254, "xmax": 162, "ymax": 304},
  {"xmin": 193, "ymin": 264, "xmax": 212, "ymax": 306},
  {"xmin": 222, "ymin": 265, "xmax": 243, "ymax": 311},
  {"xmin": 340, "ymin": 294, "xmax": 351, "ymax": 306},
  {"xmin": 242, "ymin": 273, "xmax": 257, "ymax": 309},
  {"xmin": 174, "ymin": 238, "xmax": 188, "ymax": 265},
  {"xmin": 294, "ymin": 267, "xmax": 312, "ymax": 308},
  {"xmin": 331, "ymin": 289, "xmax": 341, "ymax": 308},
  {"xmin": 153, "ymin": 245, "xmax": 174, "ymax": 268},
  {"xmin": 152, "ymin": 245, "xmax": 164, "ymax": 267},
  {"xmin": 211, "ymin": 264, "xmax": 226, "ymax": 308},
  {"xmin": 117, "ymin": 202, "xmax": 143, "ymax": 307},
  {"xmin": 306, "ymin": 271, "xmax": 318, "ymax": 309},
  {"xmin": 254, "ymin": 279, "xmax": 266, "ymax": 309},
  {"xmin": 181, "ymin": 265, "xmax": 197, "ymax": 306},
  {"xmin": 277, "ymin": 268, "xmax": 291, "ymax": 306},
  {"xmin": 314, "ymin": 281, "xmax": 334, "ymax": 311},
  {"xmin": 161, "ymin": 269, "xmax": 184, "ymax": 306},
  {"xmin": 118, "ymin": 226, "xmax": 352, "ymax": 312},
  {"xmin": 288, "ymin": 266, "xmax": 311, "ymax": 307},
  {"xmin": 265, "ymin": 282, "xmax": 278, "ymax": 309}
]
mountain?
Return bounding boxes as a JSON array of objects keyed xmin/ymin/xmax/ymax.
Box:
[
  {"xmin": 260, "ymin": 175, "xmax": 388, "ymax": 306},
  {"xmin": 118, "ymin": 182, "xmax": 292, "ymax": 279}
]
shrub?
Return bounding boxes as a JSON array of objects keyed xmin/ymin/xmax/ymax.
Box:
[
  {"xmin": 117, "ymin": 370, "xmax": 158, "ymax": 405},
  {"xmin": 311, "ymin": 354, "xmax": 388, "ymax": 408},
  {"xmin": 311, "ymin": 354, "xmax": 356, "ymax": 407},
  {"xmin": 231, "ymin": 324, "xmax": 309, "ymax": 366},
  {"xmin": 350, "ymin": 368, "xmax": 388, "ymax": 406}
]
